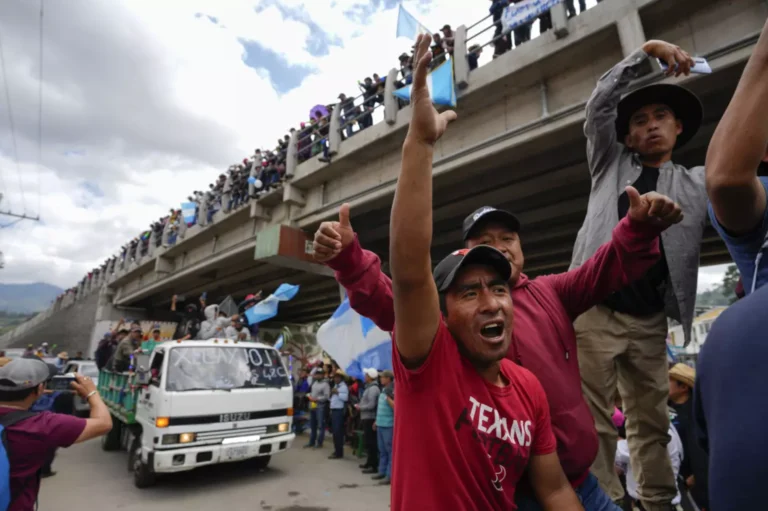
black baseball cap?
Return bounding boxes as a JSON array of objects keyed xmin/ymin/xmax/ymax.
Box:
[
  {"xmin": 433, "ymin": 246, "xmax": 511, "ymax": 293},
  {"xmin": 462, "ymin": 207, "xmax": 521, "ymax": 241}
]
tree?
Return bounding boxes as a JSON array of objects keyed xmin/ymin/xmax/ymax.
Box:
[{"xmin": 721, "ymin": 264, "xmax": 740, "ymax": 304}]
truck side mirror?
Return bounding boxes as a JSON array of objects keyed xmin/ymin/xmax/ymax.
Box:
[{"xmin": 135, "ymin": 369, "xmax": 151, "ymax": 386}]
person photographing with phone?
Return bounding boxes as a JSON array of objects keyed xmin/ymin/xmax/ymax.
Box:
[{"xmin": 0, "ymin": 358, "xmax": 112, "ymax": 511}]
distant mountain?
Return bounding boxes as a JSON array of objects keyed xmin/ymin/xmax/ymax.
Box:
[{"xmin": 0, "ymin": 283, "xmax": 64, "ymax": 314}]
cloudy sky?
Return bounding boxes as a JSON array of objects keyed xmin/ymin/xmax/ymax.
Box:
[{"xmin": 0, "ymin": 0, "xmax": 729, "ymax": 292}]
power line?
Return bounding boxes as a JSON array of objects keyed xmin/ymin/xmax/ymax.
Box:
[
  {"xmin": 36, "ymin": 0, "xmax": 44, "ymax": 217},
  {"xmin": 0, "ymin": 27, "xmax": 26, "ymax": 213}
]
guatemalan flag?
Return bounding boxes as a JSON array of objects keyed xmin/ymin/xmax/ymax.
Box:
[
  {"xmin": 181, "ymin": 202, "xmax": 197, "ymax": 225},
  {"xmin": 244, "ymin": 284, "xmax": 300, "ymax": 325},
  {"xmin": 395, "ymin": 4, "xmax": 430, "ymax": 40},
  {"xmin": 316, "ymin": 299, "xmax": 392, "ymax": 381},
  {"xmin": 392, "ymin": 59, "xmax": 457, "ymax": 107}
]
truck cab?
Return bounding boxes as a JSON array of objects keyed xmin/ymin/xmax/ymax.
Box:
[{"xmin": 98, "ymin": 339, "xmax": 294, "ymax": 488}]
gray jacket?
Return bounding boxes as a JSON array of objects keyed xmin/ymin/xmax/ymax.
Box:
[
  {"xmin": 310, "ymin": 379, "xmax": 331, "ymax": 404},
  {"xmin": 570, "ymin": 48, "xmax": 708, "ymax": 346},
  {"xmin": 358, "ymin": 382, "xmax": 381, "ymax": 420}
]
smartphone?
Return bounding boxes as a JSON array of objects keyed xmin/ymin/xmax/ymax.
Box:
[
  {"xmin": 47, "ymin": 375, "xmax": 76, "ymax": 392},
  {"xmin": 201, "ymin": 292, "xmax": 208, "ymax": 300}
]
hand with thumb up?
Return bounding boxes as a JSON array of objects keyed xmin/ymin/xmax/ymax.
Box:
[
  {"xmin": 313, "ymin": 203, "xmax": 356, "ymax": 263},
  {"xmin": 625, "ymin": 186, "xmax": 684, "ymax": 228}
]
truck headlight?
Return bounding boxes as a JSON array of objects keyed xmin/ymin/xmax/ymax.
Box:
[
  {"xmin": 162, "ymin": 434, "xmax": 179, "ymax": 445},
  {"xmin": 179, "ymin": 433, "xmax": 197, "ymax": 443},
  {"xmin": 278, "ymin": 422, "xmax": 289, "ymax": 433}
]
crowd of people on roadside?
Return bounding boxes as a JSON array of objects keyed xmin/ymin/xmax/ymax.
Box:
[
  {"xmin": 306, "ymin": 22, "xmax": 768, "ymax": 511},
  {"xmin": 293, "ymin": 361, "xmax": 396, "ymax": 486}
]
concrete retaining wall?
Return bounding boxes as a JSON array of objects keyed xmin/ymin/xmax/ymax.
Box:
[{"xmin": 2, "ymin": 291, "xmax": 100, "ymax": 355}]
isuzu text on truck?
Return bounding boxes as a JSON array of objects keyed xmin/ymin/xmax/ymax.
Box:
[{"xmin": 98, "ymin": 339, "xmax": 294, "ymax": 487}]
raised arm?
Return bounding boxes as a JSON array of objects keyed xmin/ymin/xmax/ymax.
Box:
[
  {"xmin": 706, "ymin": 18, "xmax": 768, "ymax": 235},
  {"xmin": 548, "ymin": 187, "xmax": 683, "ymax": 319},
  {"xmin": 314, "ymin": 204, "xmax": 395, "ymax": 332},
  {"xmin": 390, "ymin": 34, "xmax": 456, "ymax": 365},
  {"xmin": 585, "ymin": 40, "xmax": 693, "ymax": 177}
]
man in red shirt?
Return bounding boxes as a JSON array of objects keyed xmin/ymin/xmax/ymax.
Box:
[
  {"xmin": 313, "ymin": 40, "xmax": 685, "ymax": 511},
  {"xmin": 0, "ymin": 358, "xmax": 113, "ymax": 511},
  {"xmin": 382, "ymin": 33, "xmax": 581, "ymax": 510}
]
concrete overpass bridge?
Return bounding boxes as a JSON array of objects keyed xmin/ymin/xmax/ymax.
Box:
[{"xmin": 3, "ymin": 0, "xmax": 765, "ymax": 352}]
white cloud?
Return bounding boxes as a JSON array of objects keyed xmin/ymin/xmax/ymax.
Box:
[{"xmin": 0, "ymin": 0, "xmax": 728, "ymax": 294}]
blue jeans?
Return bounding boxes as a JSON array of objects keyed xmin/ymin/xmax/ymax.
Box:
[
  {"xmin": 515, "ymin": 473, "xmax": 621, "ymax": 511},
  {"xmin": 331, "ymin": 408, "xmax": 345, "ymax": 457},
  {"xmin": 308, "ymin": 404, "xmax": 326, "ymax": 447},
  {"xmin": 377, "ymin": 426, "xmax": 393, "ymax": 477}
]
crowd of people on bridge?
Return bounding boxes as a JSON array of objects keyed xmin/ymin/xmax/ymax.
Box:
[
  {"xmin": 307, "ymin": 20, "xmax": 768, "ymax": 511},
  {"xmin": 48, "ymin": 1, "xmax": 606, "ymax": 307}
]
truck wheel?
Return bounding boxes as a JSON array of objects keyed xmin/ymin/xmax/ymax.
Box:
[
  {"xmin": 132, "ymin": 441, "xmax": 156, "ymax": 489},
  {"xmin": 101, "ymin": 418, "xmax": 122, "ymax": 451},
  {"xmin": 251, "ymin": 455, "xmax": 271, "ymax": 470}
]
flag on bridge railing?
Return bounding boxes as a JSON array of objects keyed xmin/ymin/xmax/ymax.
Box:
[
  {"xmin": 392, "ymin": 59, "xmax": 456, "ymax": 107},
  {"xmin": 501, "ymin": 0, "xmax": 563, "ymax": 33},
  {"xmin": 316, "ymin": 299, "xmax": 392, "ymax": 381},
  {"xmin": 181, "ymin": 202, "xmax": 196, "ymax": 225},
  {"xmin": 244, "ymin": 283, "xmax": 300, "ymax": 325},
  {"xmin": 396, "ymin": 4, "xmax": 430, "ymax": 39}
]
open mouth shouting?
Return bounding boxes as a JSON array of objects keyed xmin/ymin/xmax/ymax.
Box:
[{"xmin": 479, "ymin": 320, "xmax": 506, "ymax": 344}]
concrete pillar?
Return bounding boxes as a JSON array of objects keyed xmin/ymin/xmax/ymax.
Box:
[
  {"xmin": 285, "ymin": 130, "xmax": 299, "ymax": 179},
  {"xmin": 453, "ymin": 25, "xmax": 469, "ymax": 90},
  {"xmin": 198, "ymin": 195, "xmax": 210, "ymax": 227},
  {"xmin": 177, "ymin": 217, "xmax": 187, "ymax": 240},
  {"xmin": 617, "ymin": 9, "xmax": 646, "ymax": 58},
  {"xmin": 155, "ymin": 255, "xmax": 174, "ymax": 274},
  {"xmin": 384, "ymin": 68, "xmax": 400, "ymax": 125},
  {"xmin": 551, "ymin": 2, "xmax": 569, "ymax": 39},
  {"xmin": 162, "ymin": 220, "xmax": 171, "ymax": 246},
  {"xmin": 148, "ymin": 230, "xmax": 157, "ymax": 257},
  {"xmin": 107, "ymin": 258, "xmax": 116, "ymax": 278},
  {"xmin": 329, "ymin": 103, "xmax": 342, "ymax": 155},
  {"xmin": 222, "ymin": 173, "xmax": 233, "ymax": 214},
  {"xmin": 248, "ymin": 154, "xmax": 259, "ymax": 198}
]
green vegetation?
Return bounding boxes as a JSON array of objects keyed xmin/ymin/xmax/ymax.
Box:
[
  {"xmin": 696, "ymin": 264, "xmax": 740, "ymax": 307},
  {"xmin": 0, "ymin": 311, "xmax": 35, "ymax": 336}
]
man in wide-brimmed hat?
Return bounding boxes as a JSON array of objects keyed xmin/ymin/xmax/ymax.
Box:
[{"xmin": 571, "ymin": 39, "xmax": 710, "ymax": 511}]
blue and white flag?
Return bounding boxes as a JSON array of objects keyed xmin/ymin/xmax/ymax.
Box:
[
  {"xmin": 316, "ymin": 299, "xmax": 392, "ymax": 381},
  {"xmin": 181, "ymin": 202, "xmax": 196, "ymax": 225},
  {"xmin": 274, "ymin": 334, "xmax": 284, "ymax": 350},
  {"xmin": 501, "ymin": 0, "xmax": 562, "ymax": 33},
  {"xmin": 396, "ymin": 4, "xmax": 430, "ymax": 39},
  {"xmin": 244, "ymin": 283, "xmax": 300, "ymax": 325},
  {"xmin": 392, "ymin": 59, "xmax": 456, "ymax": 107}
]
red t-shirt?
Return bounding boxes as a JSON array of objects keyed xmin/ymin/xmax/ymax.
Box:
[
  {"xmin": 391, "ymin": 320, "xmax": 557, "ymax": 510},
  {"xmin": 0, "ymin": 408, "xmax": 86, "ymax": 511}
]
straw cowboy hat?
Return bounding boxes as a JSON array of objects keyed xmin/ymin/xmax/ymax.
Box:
[{"xmin": 669, "ymin": 363, "xmax": 695, "ymax": 388}]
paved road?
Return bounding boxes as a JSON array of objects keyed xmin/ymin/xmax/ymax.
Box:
[{"xmin": 39, "ymin": 433, "xmax": 391, "ymax": 511}]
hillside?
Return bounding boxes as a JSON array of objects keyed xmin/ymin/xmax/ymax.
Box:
[{"xmin": 0, "ymin": 282, "xmax": 64, "ymax": 314}]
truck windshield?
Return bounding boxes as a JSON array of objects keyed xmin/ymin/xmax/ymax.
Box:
[{"xmin": 166, "ymin": 346, "xmax": 290, "ymax": 392}]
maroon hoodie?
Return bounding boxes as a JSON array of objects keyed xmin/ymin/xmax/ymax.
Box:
[{"xmin": 327, "ymin": 215, "xmax": 663, "ymax": 487}]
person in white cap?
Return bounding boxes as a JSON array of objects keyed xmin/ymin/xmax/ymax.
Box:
[
  {"xmin": 356, "ymin": 368, "xmax": 381, "ymax": 473},
  {"xmin": 0, "ymin": 358, "xmax": 112, "ymax": 510}
]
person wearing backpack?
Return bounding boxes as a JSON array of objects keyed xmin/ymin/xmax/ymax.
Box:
[{"xmin": 0, "ymin": 358, "xmax": 112, "ymax": 511}]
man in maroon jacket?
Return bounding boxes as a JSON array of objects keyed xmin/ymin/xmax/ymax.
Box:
[{"xmin": 313, "ymin": 190, "xmax": 683, "ymax": 510}]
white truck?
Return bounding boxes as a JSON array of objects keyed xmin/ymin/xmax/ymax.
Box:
[{"xmin": 97, "ymin": 339, "xmax": 295, "ymax": 488}]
